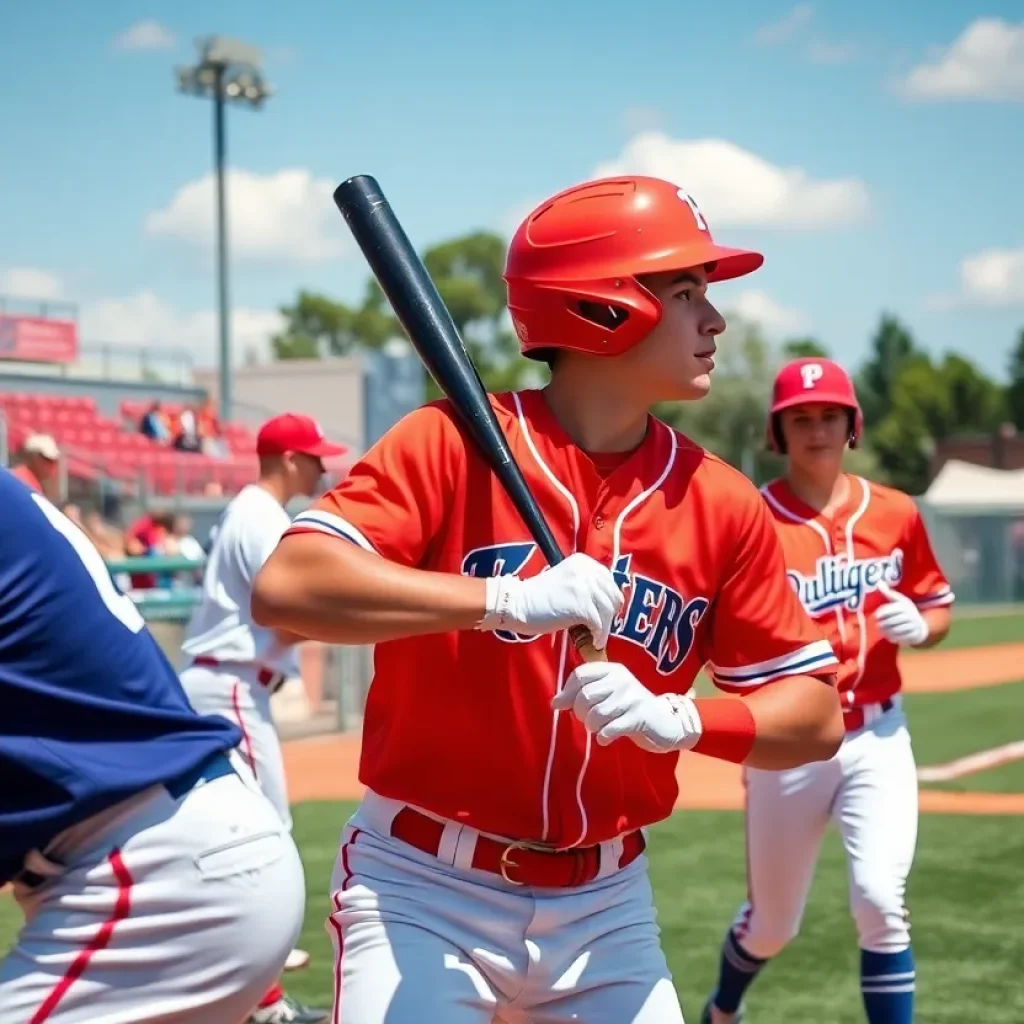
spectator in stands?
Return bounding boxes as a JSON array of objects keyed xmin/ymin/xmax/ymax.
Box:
[
  {"xmin": 83, "ymin": 507, "xmax": 128, "ymax": 561},
  {"xmin": 125, "ymin": 507, "xmax": 175, "ymax": 590},
  {"xmin": 173, "ymin": 405, "xmax": 203, "ymax": 453},
  {"xmin": 196, "ymin": 396, "xmax": 229, "ymax": 457},
  {"xmin": 139, "ymin": 400, "xmax": 172, "ymax": 444},
  {"xmin": 168, "ymin": 512, "xmax": 206, "ymax": 562},
  {"xmin": 166, "ymin": 512, "xmax": 206, "ymax": 586},
  {"xmin": 11, "ymin": 433, "xmax": 61, "ymax": 499}
]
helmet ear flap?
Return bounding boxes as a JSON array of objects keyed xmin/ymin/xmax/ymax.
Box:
[
  {"xmin": 848, "ymin": 409, "xmax": 864, "ymax": 449},
  {"xmin": 766, "ymin": 413, "xmax": 786, "ymax": 455}
]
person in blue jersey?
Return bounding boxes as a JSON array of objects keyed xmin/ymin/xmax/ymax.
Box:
[{"xmin": 0, "ymin": 468, "xmax": 305, "ymax": 1024}]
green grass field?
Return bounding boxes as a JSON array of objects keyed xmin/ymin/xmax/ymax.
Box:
[
  {"xmin": 0, "ymin": 605, "xmax": 1019, "ymax": 1020},
  {"xmin": 905, "ymin": 606, "xmax": 1023, "ymax": 651},
  {"xmin": 905, "ymin": 680, "xmax": 1024, "ymax": 768}
]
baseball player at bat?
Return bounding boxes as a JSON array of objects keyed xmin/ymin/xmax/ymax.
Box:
[
  {"xmin": 0, "ymin": 468, "xmax": 305, "ymax": 1023},
  {"xmin": 700, "ymin": 358, "xmax": 954, "ymax": 1024},
  {"xmin": 252, "ymin": 175, "xmax": 845, "ymax": 1024}
]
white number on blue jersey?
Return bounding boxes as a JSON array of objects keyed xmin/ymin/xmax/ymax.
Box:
[{"xmin": 32, "ymin": 494, "xmax": 147, "ymax": 634}]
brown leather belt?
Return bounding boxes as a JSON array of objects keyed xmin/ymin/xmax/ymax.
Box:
[{"xmin": 389, "ymin": 805, "xmax": 646, "ymax": 888}]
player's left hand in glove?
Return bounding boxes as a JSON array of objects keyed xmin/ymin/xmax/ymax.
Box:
[
  {"xmin": 874, "ymin": 582, "xmax": 929, "ymax": 647},
  {"xmin": 551, "ymin": 661, "xmax": 703, "ymax": 753}
]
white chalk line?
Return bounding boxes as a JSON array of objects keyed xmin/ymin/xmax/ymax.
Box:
[{"xmin": 918, "ymin": 740, "xmax": 1024, "ymax": 782}]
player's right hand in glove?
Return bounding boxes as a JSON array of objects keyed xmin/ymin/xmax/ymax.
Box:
[{"xmin": 476, "ymin": 552, "xmax": 623, "ymax": 650}]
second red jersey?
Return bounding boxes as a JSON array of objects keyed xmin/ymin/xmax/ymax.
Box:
[
  {"xmin": 286, "ymin": 391, "xmax": 837, "ymax": 847},
  {"xmin": 761, "ymin": 475, "xmax": 954, "ymax": 708}
]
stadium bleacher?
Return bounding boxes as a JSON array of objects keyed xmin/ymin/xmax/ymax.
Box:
[{"xmin": 0, "ymin": 391, "xmax": 261, "ymax": 495}]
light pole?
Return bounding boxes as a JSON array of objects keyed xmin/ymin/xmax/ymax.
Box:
[{"xmin": 175, "ymin": 36, "xmax": 271, "ymax": 422}]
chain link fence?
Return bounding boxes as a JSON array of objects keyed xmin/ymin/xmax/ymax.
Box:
[{"xmin": 918, "ymin": 503, "xmax": 1024, "ymax": 606}]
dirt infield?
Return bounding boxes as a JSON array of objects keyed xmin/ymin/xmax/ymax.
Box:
[{"xmin": 282, "ymin": 643, "xmax": 1024, "ymax": 816}]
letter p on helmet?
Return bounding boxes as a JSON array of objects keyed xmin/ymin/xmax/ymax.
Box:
[{"xmin": 800, "ymin": 363, "xmax": 824, "ymax": 390}]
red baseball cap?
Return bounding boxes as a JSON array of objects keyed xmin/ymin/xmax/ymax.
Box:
[
  {"xmin": 770, "ymin": 357, "xmax": 860, "ymax": 415},
  {"xmin": 767, "ymin": 357, "xmax": 863, "ymax": 450},
  {"xmin": 256, "ymin": 413, "xmax": 347, "ymax": 459}
]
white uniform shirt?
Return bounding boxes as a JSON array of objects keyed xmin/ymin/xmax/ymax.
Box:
[{"xmin": 180, "ymin": 484, "xmax": 298, "ymax": 676}]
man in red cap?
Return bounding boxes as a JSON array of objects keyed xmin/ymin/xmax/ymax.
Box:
[{"xmin": 178, "ymin": 413, "xmax": 345, "ymax": 1024}]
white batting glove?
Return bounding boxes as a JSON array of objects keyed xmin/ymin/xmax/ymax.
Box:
[
  {"xmin": 551, "ymin": 661, "xmax": 704, "ymax": 753},
  {"xmin": 875, "ymin": 582, "xmax": 929, "ymax": 647},
  {"xmin": 477, "ymin": 552, "xmax": 624, "ymax": 650}
]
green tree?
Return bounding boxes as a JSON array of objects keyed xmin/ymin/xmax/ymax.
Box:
[
  {"xmin": 867, "ymin": 351, "xmax": 1005, "ymax": 494},
  {"xmin": 271, "ymin": 290, "xmax": 391, "ymax": 360},
  {"xmin": 1006, "ymin": 328, "xmax": 1024, "ymax": 430},
  {"xmin": 856, "ymin": 314, "xmax": 918, "ymax": 425},
  {"xmin": 781, "ymin": 337, "xmax": 831, "ymax": 359},
  {"xmin": 271, "ymin": 231, "xmax": 542, "ymax": 396},
  {"xmin": 939, "ymin": 353, "xmax": 1006, "ymax": 433}
]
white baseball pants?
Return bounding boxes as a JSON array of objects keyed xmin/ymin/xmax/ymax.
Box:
[
  {"xmin": 731, "ymin": 697, "xmax": 919, "ymax": 957},
  {"xmin": 178, "ymin": 662, "xmax": 292, "ymax": 831},
  {"xmin": 0, "ymin": 751, "xmax": 305, "ymax": 1023},
  {"xmin": 326, "ymin": 791, "xmax": 687, "ymax": 1024}
]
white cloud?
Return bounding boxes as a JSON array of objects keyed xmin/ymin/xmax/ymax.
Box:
[
  {"xmin": 145, "ymin": 168, "xmax": 346, "ymax": 265},
  {"xmin": 0, "ymin": 267, "xmax": 65, "ymax": 300},
  {"xmin": 592, "ymin": 132, "xmax": 870, "ymax": 229},
  {"xmin": 949, "ymin": 248, "xmax": 1024, "ymax": 308},
  {"xmin": 80, "ymin": 291, "xmax": 286, "ymax": 364},
  {"xmin": 901, "ymin": 18, "xmax": 1024, "ymax": 101},
  {"xmin": 727, "ymin": 289, "xmax": 810, "ymax": 335},
  {"xmin": 754, "ymin": 4, "xmax": 814, "ymax": 45},
  {"xmin": 113, "ymin": 20, "xmax": 177, "ymax": 52}
]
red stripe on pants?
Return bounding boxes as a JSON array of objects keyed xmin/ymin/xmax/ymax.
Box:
[
  {"xmin": 231, "ymin": 681, "xmax": 258, "ymax": 780},
  {"xmin": 330, "ymin": 828, "xmax": 362, "ymax": 1024},
  {"xmin": 29, "ymin": 849, "xmax": 133, "ymax": 1023}
]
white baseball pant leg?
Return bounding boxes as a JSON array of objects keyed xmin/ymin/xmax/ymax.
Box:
[
  {"xmin": 0, "ymin": 751, "xmax": 305, "ymax": 1024},
  {"xmin": 833, "ymin": 704, "xmax": 919, "ymax": 953},
  {"xmin": 730, "ymin": 755, "xmax": 841, "ymax": 959},
  {"xmin": 179, "ymin": 663, "xmax": 292, "ymax": 831},
  {"xmin": 731, "ymin": 698, "xmax": 918, "ymax": 958},
  {"xmin": 326, "ymin": 793, "xmax": 686, "ymax": 1024}
]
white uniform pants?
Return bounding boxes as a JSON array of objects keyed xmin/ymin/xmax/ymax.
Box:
[
  {"xmin": 731, "ymin": 698, "xmax": 919, "ymax": 957},
  {"xmin": 178, "ymin": 663, "xmax": 292, "ymax": 831},
  {"xmin": 0, "ymin": 751, "xmax": 305, "ymax": 1023},
  {"xmin": 327, "ymin": 791, "xmax": 687, "ymax": 1024}
]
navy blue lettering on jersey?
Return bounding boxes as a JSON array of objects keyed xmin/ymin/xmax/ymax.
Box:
[
  {"xmin": 459, "ymin": 542, "xmax": 709, "ymax": 672},
  {"xmin": 0, "ymin": 470, "xmax": 240, "ymax": 885},
  {"xmin": 612, "ymin": 554, "xmax": 709, "ymax": 674}
]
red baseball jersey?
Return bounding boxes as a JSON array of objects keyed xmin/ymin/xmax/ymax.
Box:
[
  {"xmin": 286, "ymin": 390, "xmax": 837, "ymax": 847},
  {"xmin": 760, "ymin": 475, "xmax": 954, "ymax": 708}
]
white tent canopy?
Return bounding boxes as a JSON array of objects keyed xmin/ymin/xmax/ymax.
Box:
[{"xmin": 923, "ymin": 459, "xmax": 1024, "ymax": 512}]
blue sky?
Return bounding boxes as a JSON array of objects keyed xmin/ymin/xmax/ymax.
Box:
[{"xmin": 1, "ymin": 1, "xmax": 1022, "ymax": 378}]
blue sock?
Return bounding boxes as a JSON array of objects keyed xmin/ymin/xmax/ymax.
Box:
[
  {"xmin": 860, "ymin": 948, "xmax": 915, "ymax": 1024},
  {"xmin": 712, "ymin": 929, "xmax": 767, "ymax": 1014}
]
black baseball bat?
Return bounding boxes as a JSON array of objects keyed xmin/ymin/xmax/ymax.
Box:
[{"xmin": 332, "ymin": 173, "xmax": 604, "ymax": 664}]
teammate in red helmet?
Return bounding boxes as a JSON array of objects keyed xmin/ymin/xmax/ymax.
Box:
[
  {"xmin": 699, "ymin": 357, "xmax": 953, "ymax": 1024},
  {"xmin": 253, "ymin": 176, "xmax": 844, "ymax": 1024}
]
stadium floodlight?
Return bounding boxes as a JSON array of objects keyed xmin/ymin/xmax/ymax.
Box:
[{"xmin": 175, "ymin": 36, "xmax": 272, "ymax": 422}]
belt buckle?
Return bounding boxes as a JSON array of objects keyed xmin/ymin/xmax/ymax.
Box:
[{"xmin": 498, "ymin": 839, "xmax": 556, "ymax": 886}]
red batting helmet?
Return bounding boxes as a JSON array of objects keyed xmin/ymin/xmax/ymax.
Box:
[
  {"xmin": 766, "ymin": 357, "xmax": 864, "ymax": 453},
  {"xmin": 504, "ymin": 175, "xmax": 764, "ymax": 360}
]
